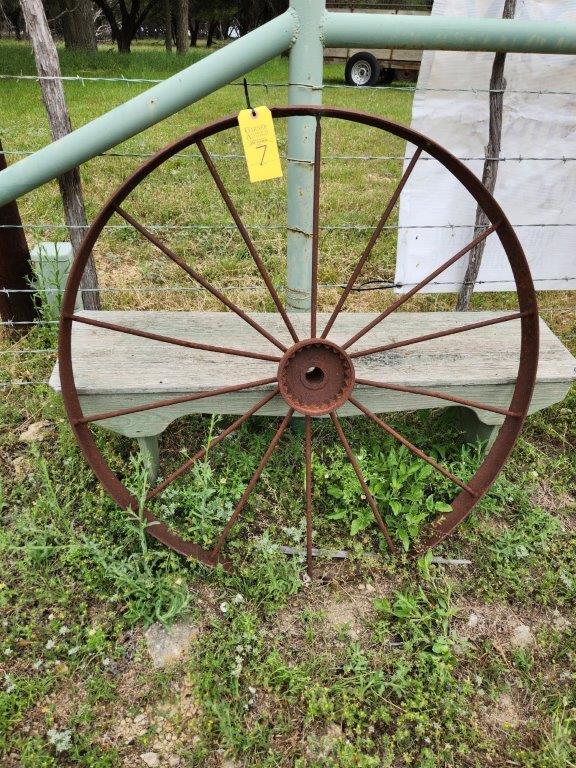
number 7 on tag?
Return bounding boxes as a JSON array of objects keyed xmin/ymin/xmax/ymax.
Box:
[{"xmin": 238, "ymin": 106, "xmax": 283, "ymax": 183}]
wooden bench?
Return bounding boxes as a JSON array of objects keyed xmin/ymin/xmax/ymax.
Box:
[{"xmin": 50, "ymin": 310, "xmax": 576, "ymax": 480}]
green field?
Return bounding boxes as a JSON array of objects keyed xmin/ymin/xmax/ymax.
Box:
[{"xmin": 0, "ymin": 40, "xmax": 575, "ymax": 767}]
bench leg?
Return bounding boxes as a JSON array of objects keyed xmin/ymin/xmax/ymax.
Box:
[
  {"xmin": 290, "ymin": 415, "xmax": 305, "ymax": 435},
  {"xmin": 448, "ymin": 406, "xmax": 502, "ymax": 452},
  {"xmin": 136, "ymin": 435, "xmax": 160, "ymax": 484}
]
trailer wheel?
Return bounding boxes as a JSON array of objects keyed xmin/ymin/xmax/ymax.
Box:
[{"xmin": 345, "ymin": 52, "xmax": 380, "ymax": 86}]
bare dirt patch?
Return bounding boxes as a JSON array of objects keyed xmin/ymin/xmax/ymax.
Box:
[
  {"xmin": 274, "ymin": 572, "xmax": 397, "ymax": 641},
  {"xmin": 531, "ymin": 479, "xmax": 575, "ymax": 516},
  {"xmin": 103, "ymin": 675, "xmax": 202, "ymax": 766},
  {"xmin": 482, "ymin": 691, "xmax": 525, "ymax": 731},
  {"xmin": 453, "ymin": 599, "xmax": 572, "ymax": 653}
]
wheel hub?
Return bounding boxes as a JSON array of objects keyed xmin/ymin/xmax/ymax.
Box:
[
  {"xmin": 278, "ymin": 339, "xmax": 355, "ymax": 416},
  {"xmin": 351, "ymin": 61, "xmax": 371, "ymax": 85}
]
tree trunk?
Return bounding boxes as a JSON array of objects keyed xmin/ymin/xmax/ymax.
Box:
[
  {"xmin": 456, "ymin": 0, "xmax": 517, "ymax": 311},
  {"xmin": 0, "ymin": 141, "xmax": 37, "ymax": 328},
  {"xmin": 117, "ymin": 27, "xmax": 132, "ymax": 53},
  {"xmin": 163, "ymin": 0, "xmax": 172, "ymax": 52},
  {"xmin": 6, "ymin": 6, "xmax": 24, "ymax": 39},
  {"xmin": 175, "ymin": 0, "xmax": 189, "ymax": 54},
  {"xmin": 206, "ymin": 19, "xmax": 216, "ymax": 48},
  {"xmin": 59, "ymin": 0, "xmax": 97, "ymax": 52},
  {"xmin": 20, "ymin": 0, "xmax": 100, "ymax": 311},
  {"xmin": 189, "ymin": 18, "xmax": 199, "ymax": 47}
]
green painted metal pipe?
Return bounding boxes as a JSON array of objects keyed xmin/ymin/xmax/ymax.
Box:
[
  {"xmin": 323, "ymin": 11, "xmax": 576, "ymax": 54},
  {"xmin": 0, "ymin": 10, "xmax": 297, "ymax": 207},
  {"xmin": 286, "ymin": 0, "xmax": 325, "ymax": 312}
]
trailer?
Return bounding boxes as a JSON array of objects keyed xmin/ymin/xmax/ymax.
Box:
[{"xmin": 325, "ymin": 2, "xmax": 432, "ymax": 85}]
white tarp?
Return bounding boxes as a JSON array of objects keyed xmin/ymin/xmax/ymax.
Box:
[{"xmin": 395, "ymin": 0, "xmax": 576, "ymax": 293}]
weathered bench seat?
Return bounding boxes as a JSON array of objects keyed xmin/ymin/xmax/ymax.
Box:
[{"xmin": 50, "ymin": 310, "xmax": 576, "ymax": 475}]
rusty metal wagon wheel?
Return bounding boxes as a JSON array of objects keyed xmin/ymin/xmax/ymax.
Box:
[{"xmin": 58, "ymin": 106, "xmax": 539, "ymax": 574}]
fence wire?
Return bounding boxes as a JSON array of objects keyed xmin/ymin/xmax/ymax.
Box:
[
  {"xmin": 4, "ymin": 148, "xmax": 576, "ymax": 163},
  {"xmin": 2, "ymin": 73, "xmax": 576, "ymax": 97},
  {"xmin": 1, "ymin": 75, "xmax": 574, "ymax": 394},
  {"xmin": 2, "ymin": 222, "xmax": 576, "ymax": 232}
]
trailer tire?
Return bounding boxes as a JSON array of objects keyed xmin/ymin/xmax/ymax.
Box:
[{"xmin": 345, "ymin": 52, "xmax": 380, "ymax": 87}]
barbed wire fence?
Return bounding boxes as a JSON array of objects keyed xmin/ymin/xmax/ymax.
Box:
[{"xmin": 1, "ymin": 75, "xmax": 574, "ymax": 391}]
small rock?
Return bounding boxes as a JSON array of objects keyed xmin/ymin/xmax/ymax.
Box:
[
  {"xmin": 140, "ymin": 753, "xmax": 160, "ymax": 768},
  {"xmin": 364, "ymin": 583, "xmax": 375, "ymax": 593},
  {"xmin": 306, "ymin": 723, "xmax": 343, "ymax": 760},
  {"xmin": 133, "ymin": 713, "xmax": 148, "ymax": 726},
  {"xmin": 19, "ymin": 420, "xmax": 51, "ymax": 443},
  {"xmin": 510, "ymin": 624, "xmax": 534, "ymax": 649},
  {"xmin": 12, "ymin": 455, "xmax": 30, "ymax": 479},
  {"xmin": 145, "ymin": 617, "xmax": 199, "ymax": 668},
  {"xmin": 167, "ymin": 757, "xmax": 181, "ymax": 767},
  {"xmin": 552, "ymin": 609, "xmax": 571, "ymax": 630},
  {"xmin": 325, "ymin": 723, "xmax": 343, "ymax": 740},
  {"xmin": 467, "ymin": 612, "xmax": 479, "ymax": 628}
]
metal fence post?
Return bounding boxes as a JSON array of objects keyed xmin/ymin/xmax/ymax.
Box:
[
  {"xmin": 286, "ymin": 0, "xmax": 326, "ymax": 313},
  {"xmin": 0, "ymin": 140, "xmax": 37, "ymax": 328}
]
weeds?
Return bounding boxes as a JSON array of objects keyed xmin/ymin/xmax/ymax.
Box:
[{"xmin": 0, "ymin": 40, "xmax": 574, "ymax": 767}]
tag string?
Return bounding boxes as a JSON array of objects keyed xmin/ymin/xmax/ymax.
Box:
[{"xmin": 243, "ymin": 78, "xmax": 256, "ymax": 116}]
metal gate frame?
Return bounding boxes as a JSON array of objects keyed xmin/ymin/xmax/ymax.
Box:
[{"xmin": 0, "ymin": 0, "xmax": 575, "ymax": 309}]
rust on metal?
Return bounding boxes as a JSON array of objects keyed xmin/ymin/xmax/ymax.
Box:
[
  {"xmin": 114, "ymin": 204, "xmax": 288, "ymax": 353},
  {"xmin": 67, "ymin": 312, "xmax": 282, "ymax": 363},
  {"xmin": 341, "ymin": 223, "xmax": 500, "ymax": 351},
  {"xmin": 321, "ymin": 146, "xmax": 423, "ymax": 340},
  {"xmin": 355, "ymin": 378, "xmax": 521, "ymax": 419},
  {"xmin": 349, "ymin": 396, "xmax": 477, "ymax": 496},
  {"xmin": 76, "ymin": 376, "xmax": 278, "ymax": 425},
  {"xmin": 304, "ymin": 415, "xmax": 314, "ymax": 577},
  {"xmin": 148, "ymin": 387, "xmax": 280, "ymax": 500},
  {"xmin": 196, "ymin": 139, "xmax": 300, "ymax": 345},
  {"xmin": 278, "ymin": 338, "xmax": 355, "ymax": 416},
  {"xmin": 348, "ymin": 310, "xmax": 529, "ymax": 360},
  {"xmin": 210, "ymin": 408, "xmax": 294, "ymax": 558},
  {"xmin": 330, "ymin": 411, "xmax": 396, "ymax": 553},
  {"xmin": 58, "ymin": 105, "xmax": 539, "ymax": 568}
]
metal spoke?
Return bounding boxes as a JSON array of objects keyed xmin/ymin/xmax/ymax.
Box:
[
  {"xmin": 147, "ymin": 387, "xmax": 280, "ymax": 500},
  {"xmin": 210, "ymin": 408, "xmax": 294, "ymax": 558},
  {"xmin": 348, "ymin": 396, "xmax": 476, "ymax": 496},
  {"xmin": 311, "ymin": 115, "xmax": 322, "ymax": 338},
  {"xmin": 355, "ymin": 378, "xmax": 520, "ymax": 418},
  {"xmin": 330, "ymin": 411, "xmax": 396, "ymax": 553},
  {"xmin": 76, "ymin": 377, "xmax": 278, "ymax": 425},
  {"xmin": 349, "ymin": 311, "xmax": 528, "ymax": 360},
  {"xmin": 342, "ymin": 224, "xmax": 499, "ymax": 351},
  {"xmin": 305, "ymin": 415, "xmax": 313, "ymax": 577},
  {"xmin": 67, "ymin": 313, "xmax": 282, "ymax": 363},
  {"xmin": 115, "ymin": 205, "xmax": 287, "ymax": 352},
  {"xmin": 197, "ymin": 140, "xmax": 299, "ymax": 344},
  {"xmin": 321, "ymin": 147, "xmax": 422, "ymax": 339}
]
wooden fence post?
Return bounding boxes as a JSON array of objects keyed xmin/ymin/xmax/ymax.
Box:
[
  {"xmin": 21, "ymin": 0, "xmax": 101, "ymax": 311},
  {"xmin": 457, "ymin": 0, "xmax": 517, "ymax": 311},
  {"xmin": 0, "ymin": 141, "xmax": 37, "ymax": 328}
]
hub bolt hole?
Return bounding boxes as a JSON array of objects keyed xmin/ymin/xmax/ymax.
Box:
[{"xmin": 305, "ymin": 366, "xmax": 325, "ymax": 384}]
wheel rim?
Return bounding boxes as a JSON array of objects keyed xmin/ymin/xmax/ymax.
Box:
[
  {"xmin": 58, "ymin": 106, "xmax": 539, "ymax": 573},
  {"xmin": 351, "ymin": 60, "xmax": 372, "ymax": 85}
]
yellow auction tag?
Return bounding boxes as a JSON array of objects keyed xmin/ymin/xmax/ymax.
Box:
[{"xmin": 238, "ymin": 106, "xmax": 283, "ymax": 183}]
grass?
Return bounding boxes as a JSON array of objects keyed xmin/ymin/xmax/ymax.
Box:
[{"xmin": 0, "ymin": 40, "xmax": 575, "ymax": 767}]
